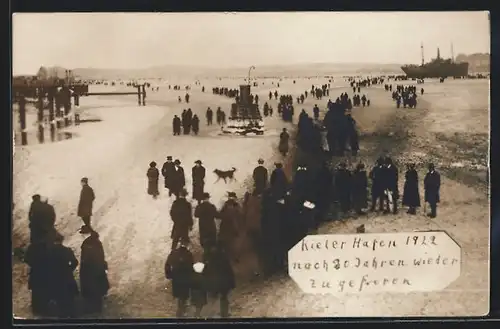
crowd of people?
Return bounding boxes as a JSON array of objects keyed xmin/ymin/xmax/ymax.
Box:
[
  {"xmin": 24, "ymin": 178, "xmax": 108, "ymax": 318},
  {"xmin": 171, "ymin": 108, "xmax": 201, "ymax": 136},
  {"xmin": 390, "ymin": 84, "xmax": 419, "ymax": 108}
]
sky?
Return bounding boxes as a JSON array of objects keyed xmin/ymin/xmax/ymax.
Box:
[{"xmin": 12, "ymin": 11, "xmax": 490, "ymax": 75}]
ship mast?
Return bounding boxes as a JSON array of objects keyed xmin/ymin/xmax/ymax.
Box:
[{"xmin": 421, "ymin": 42, "xmax": 425, "ymax": 66}]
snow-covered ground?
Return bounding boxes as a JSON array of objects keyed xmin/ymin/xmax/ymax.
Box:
[{"xmin": 12, "ymin": 77, "xmax": 489, "ymax": 318}]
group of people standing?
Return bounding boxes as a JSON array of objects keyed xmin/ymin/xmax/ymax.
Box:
[
  {"xmin": 172, "ymin": 108, "xmax": 200, "ymax": 136},
  {"xmin": 204, "ymin": 107, "xmax": 227, "ymax": 126},
  {"xmin": 24, "ymin": 178, "xmax": 109, "ymax": 318}
]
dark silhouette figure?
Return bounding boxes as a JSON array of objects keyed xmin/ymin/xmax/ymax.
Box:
[
  {"xmin": 78, "ymin": 177, "xmax": 95, "ymax": 233},
  {"xmin": 147, "ymin": 161, "xmax": 159, "ymax": 199}
]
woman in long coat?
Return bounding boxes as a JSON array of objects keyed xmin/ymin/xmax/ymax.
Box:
[
  {"xmin": 147, "ymin": 161, "xmax": 159, "ymax": 198},
  {"xmin": 402, "ymin": 163, "xmax": 421, "ymax": 215},
  {"xmin": 80, "ymin": 230, "xmax": 110, "ymax": 313}
]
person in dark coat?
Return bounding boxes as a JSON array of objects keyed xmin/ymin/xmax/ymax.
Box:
[
  {"xmin": 384, "ymin": 157, "xmax": 399, "ymax": 214},
  {"xmin": 170, "ymin": 189, "xmax": 193, "ymax": 250},
  {"xmin": 49, "ymin": 232, "xmax": 79, "ymax": 318},
  {"xmin": 335, "ymin": 162, "xmax": 352, "ymax": 214},
  {"xmin": 171, "ymin": 159, "xmax": 186, "ymax": 199},
  {"xmin": 217, "ymin": 192, "xmax": 243, "ymax": 263},
  {"xmin": 194, "ymin": 193, "xmax": 218, "ymax": 260},
  {"xmin": 252, "ymin": 158, "xmax": 268, "ymax": 196},
  {"xmin": 403, "ymin": 163, "xmax": 421, "ymax": 215},
  {"xmin": 204, "ymin": 245, "xmax": 236, "ymax": 318},
  {"xmin": 165, "ymin": 243, "xmax": 194, "ymax": 317},
  {"xmin": 147, "ymin": 161, "xmax": 160, "ymax": 199},
  {"xmin": 78, "ymin": 177, "xmax": 95, "ymax": 234},
  {"xmin": 24, "ymin": 239, "xmax": 52, "ymax": 316},
  {"xmin": 206, "ymin": 107, "xmax": 213, "ymax": 125},
  {"xmin": 28, "ymin": 194, "xmax": 44, "ymax": 243},
  {"xmin": 29, "ymin": 195, "xmax": 56, "ymax": 244},
  {"xmin": 313, "ymin": 104, "xmax": 320, "ymax": 120},
  {"xmin": 191, "ymin": 160, "xmax": 206, "ymax": 204},
  {"xmin": 424, "ymin": 163, "xmax": 441, "ymax": 218},
  {"xmin": 173, "ymin": 115, "xmax": 181, "ymax": 136},
  {"xmin": 80, "ymin": 230, "xmax": 109, "ymax": 314},
  {"xmin": 191, "ymin": 114, "xmax": 200, "ymax": 135},
  {"xmin": 270, "ymin": 162, "xmax": 289, "ymax": 200},
  {"xmin": 369, "ymin": 157, "xmax": 386, "ymax": 212},
  {"xmin": 190, "ymin": 262, "xmax": 208, "ymax": 317},
  {"xmin": 351, "ymin": 162, "xmax": 368, "ymax": 215},
  {"xmin": 279, "ymin": 128, "xmax": 290, "ymax": 156},
  {"xmin": 161, "ymin": 156, "xmax": 176, "ymax": 196}
]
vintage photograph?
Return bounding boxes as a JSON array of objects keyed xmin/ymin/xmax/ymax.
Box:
[{"xmin": 12, "ymin": 12, "xmax": 490, "ymax": 319}]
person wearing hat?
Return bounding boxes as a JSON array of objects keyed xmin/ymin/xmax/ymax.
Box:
[
  {"xmin": 192, "ymin": 160, "xmax": 206, "ymax": 205},
  {"xmin": 190, "ymin": 262, "xmax": 208, "ymax": 317},
  {"xmin": 147, "ymin": 161, "xmax": 160, "ymax": 199},
  {"xmin": 278, "ymin": 128, "xmax": 290, "ymax": 156},
  {"xmin": 424, "ymin": 163, "xmax": 441, "ymax": 218},
  {"xmin": 334, "ymin": 161, "xmax": 352, "ymax": 214},
  {"xmin": 28, "ymin": 194, "xmax": 51, "ymax": 244},
  {"xmin": 218, "ymin": 192, "xmax": 243, "ymax": 263},
  {"xmin": 79, "ymin": 230, "xmax": 109, "ymax": 314},
  {"xmin": 171, "ymin": 159, "xmax": 186, "ymax": 199},
  {"xmin": 78, "ymin": 177, "xmax": 95, "ymax": 234},
  {"xmin": 403, "ymin": 163, "xmax": 421, "ymax": 215},
  {"xmin": 351, "ymin": 162, "xmax": 368, "ymax": 215},
  {"xmin": 194, "ymin": 192, "xmax": 218, "ymax": 261},
  {"xmin": 161, "ymin": 156, "xmax": 176, "ymax": 196},
  {"xmin": 48, "ymin": 231, "xmax": 79, "ymax": 317},
  {"xmin": 164, "ymin": 243, "xmax": 194, "ymax": 317},
  {"xmin": 270, "ymin": 162, "xmax": 289, "ymax": 200},
  {"xmin": 252, "ymin": 158, "xmax": 268, "ymax": 196},
  {"xmin": 170, "ymin": 189, "xmax": 193, "ymax": 250}
]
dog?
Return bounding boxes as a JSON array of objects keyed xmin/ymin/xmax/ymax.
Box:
[{"xmin": 213, "ymin": 167, "xmax": 237, "ymax": 183}]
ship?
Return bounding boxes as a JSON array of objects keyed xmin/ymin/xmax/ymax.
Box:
[{"xmin": 401, "ymin": 43, "xmax": 469, "ymax": 79}]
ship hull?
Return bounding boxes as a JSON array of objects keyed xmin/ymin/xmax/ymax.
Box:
[{"xmin": 401, "ymin": 62, "xmax": 469, "ymax": 79}]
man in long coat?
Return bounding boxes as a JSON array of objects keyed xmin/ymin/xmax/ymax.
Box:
[
  {"xmin": 49, "ymin": 232, "xmax": 79, "ymax": 318},
  {"xmin": 206, "ymin": 107, "xmax": 213, "ymax": 125},
  {"xmin": 78, "ymin": 177, "xmax": 95, "ymax": 233},
  {"xmin": 24, "ymin": 239, "xmax": 52, "ymax": 315},
  {"xmin": 171, "ymin": 159, "xmax": 186, "ymax": 199},
  {"xmin": 252, "ymin": 158, "xmax": 268, "ymax": 196},
  {"xmin": 170, "ymin": 189, "xmax": 193, "ymax": 250},
  {"xmin": 424, "ymin": 163, "xmax": 441, "ymax": 218},
  {"xmin": 29, "ymin": 195, "xmax": 56, "ymax": 243},
  {"xmin": 173, "ymin": 115, "xmax": 181, "ymax": 135},
  {"xmin": 80, "ymin": 230, "xmax": 109, "ymax": 314},
  {"xmin": 204, "ymin": 245, "xmax": 235, "ymax": 318},
  {"xmin": 217, "ymin": 192, "xmax": 243, "ymax": 263},
  {"xmin": 192, "ymin": 160, "xmax": 206, "ymax": 204},
  {"xmin": 161, "ymin": 156, "xmax": 176, "ymax": 196},
  {"xmin": 403, "ymin": 163, "xmax": 421, "ymax": 214},
  {"xmin": 194, "ymin": 193, "xmax": 218, "ymax": 260},
  {"xmin": 165, "ymin": 243, "xmax": 194, "ymax": 317},
  {"xmin": 270, "ymin": 162, "xmax": 289, "ymax": 200}
]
